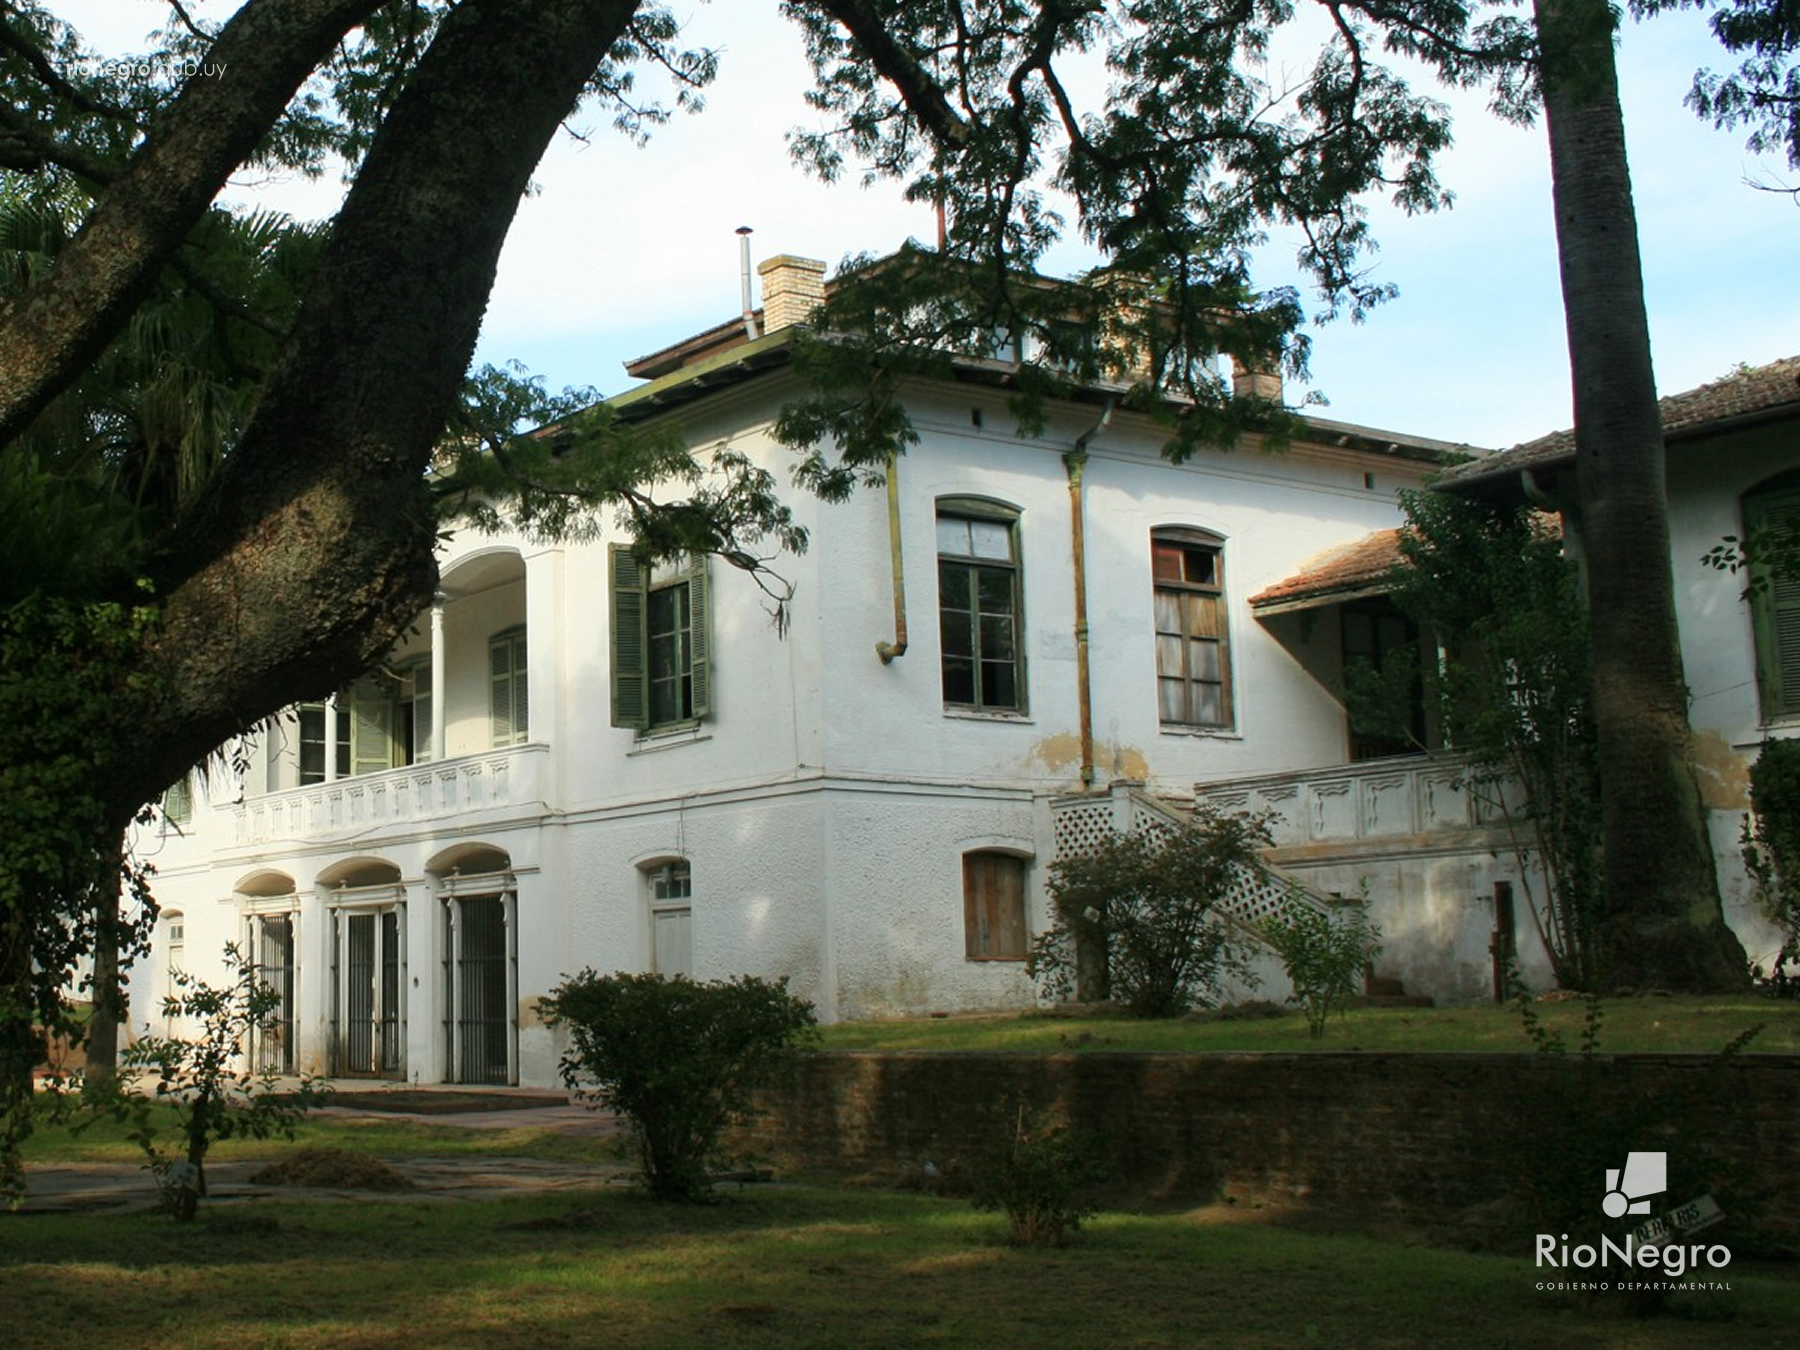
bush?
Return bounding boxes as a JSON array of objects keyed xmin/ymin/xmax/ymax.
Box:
[
  {"xmin": 1029, "ymin": 808, "xmax": 1264, "ymax": 1017},
  {"xmin": 1744, "ymin": 738, "xmax": 1800, "ymax": 975},
  {"xmin": 540, "ymin": 970, "xmax": 817, "ymax": 1201},
  {"xmin": 1261, "ymin": 900, "xmax": 1382, "ymax": 1038},
  {"xmin": 969, "ymin": 1107, "xmax": 1107, "ymax": 1246},
  {"xmin": 98, "ymin": 944, "xmax": 328, "ymax": 1221}
]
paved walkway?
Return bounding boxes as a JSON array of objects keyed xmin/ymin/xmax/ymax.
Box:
[{"xmin": 10, "ymin": 1086, "xmax": 630, "ymax": 1216}]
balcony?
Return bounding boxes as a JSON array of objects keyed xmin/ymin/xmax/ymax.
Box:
[
  {"xmin": 1192, "ymin": 752, "xmax": 1522, "ymax": 851},
  {"xmin": 232, "ymin": 743, "xmax": 551, "ymax": 847}
]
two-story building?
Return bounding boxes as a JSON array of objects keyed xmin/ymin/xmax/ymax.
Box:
[{"xmin": 139, "ymin": 252, "xmax": 1492, "ymax": 1085}]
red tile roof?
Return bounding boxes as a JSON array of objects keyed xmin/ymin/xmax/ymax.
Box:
[{"xmin": 1248, "ymin": 529, "xmax": 1405, "ymax": 613}]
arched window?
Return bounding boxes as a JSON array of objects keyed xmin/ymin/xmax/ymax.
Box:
[
  {"xmin": 963, "ymin": 850, "xmax": 1028, "ymax": 961},
  {"xmin": 645, "ymin": 860, "xmax": 693, "ymax": 976},
  {"xmin": 1151, "ymin": 528, "xmax": 1233, "ymax": 728},
  {"xmin": 937, "ymin": 498, "xmax": 1026, "ymax": 712},
  {"xmin": 1745, "ymin": 472, "xmax": 1800, "ymax": 722}
]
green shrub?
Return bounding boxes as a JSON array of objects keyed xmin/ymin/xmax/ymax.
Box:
[
  {"xmin": 1261, "ymin": 900, "xmax": 1382, "ymax": 1038},
  {"xmin": 97, "ymin": 944, "xmax": 327, "ymax": 1221},
  {"xmin": 969, "ymin": 1107, "xmax": 1106, "ymax": 1246},
  {"xmin": 1744, "ymin": 738, "xmax": 1800, "ymax": 975},
  {"xmin": 1029, "ymin": 808, "xmax": 1264, "ymax": 1018},
  {"xmin": 540, "ymin": 971, "xmax": 817, "ymax": 1201}
]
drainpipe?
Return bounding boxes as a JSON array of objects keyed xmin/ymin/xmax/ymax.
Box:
[
  {"xmin": 1066, "ymin": 401, "xmax": 1114, "ymax": 788},
  {"xmin": 876, "ymin": 449, "xmax": 909, "ymax": 663}
]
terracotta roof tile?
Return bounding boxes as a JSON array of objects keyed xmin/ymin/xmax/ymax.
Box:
[
  {"xmin": 1249, "ymin": 529, "xmax": 1405, "ymax": 612},
  {"xmin": 1438, "ymin": 354, "xmax": 1800, "ymax": 489}
]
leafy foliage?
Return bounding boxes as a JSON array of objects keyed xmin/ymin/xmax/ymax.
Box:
[
  {"xmin": 969, "ymin": 1106, "xmax": 1106, "ymax": 1247},
  {"xmin": 1030, "ymin": 809, "xmax": 1264, "ymax": 1018},
  {"xmin": 1742, "ymin": 738, "xmax": 1800, "ymax": 975},
  {"xmin": 1347, "ymin": 489, "xmax": 1601, "ymax": 989},
  {"xmin": 1654, "ymin": 0, "xmax": 1800, "ymax": 168},
  {"xmin": 94, "ymin": 944, "xmax": 328, "ymax": 1221},
  {"xmin": 1261, "ymin": 901, "xmax": 1382, "ymax": 1039},
  {"xmin": 541, "ymin": 971, "xmax": 817, "ymax": 1201}
]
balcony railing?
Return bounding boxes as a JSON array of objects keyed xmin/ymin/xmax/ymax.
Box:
[
  {"xmin": 1192, "ymin": 752, "xmax": 1522, "ymax": 849},
  {"xmin": 232, "ymin": 743, "xmax": 550, "ymax": 847}
]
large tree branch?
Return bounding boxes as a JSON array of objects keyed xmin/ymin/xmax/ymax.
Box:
[
  {"xmin": 0, "ymin": 0, "xmax": 384, "ymax": 449},
  {"xmin": 119, "ymin": 0, "xmax": 647, "ymax": 815},
  {"xmin": 804, "ymin": 0, "xmax": 972, "ymax": 148}
]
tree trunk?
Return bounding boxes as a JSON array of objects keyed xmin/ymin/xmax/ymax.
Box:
[{"xmin": 1533, "ymin": 0, "xmax": 1748, "ymax": 990}]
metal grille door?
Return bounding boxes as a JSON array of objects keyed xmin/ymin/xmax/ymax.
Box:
[
  {"xmin": 456, "ymin": 896, "xmax": 510, "ymax": 1085},
  {"xmin": 250, "ymin": 914, "xmax": 295, "ymax": 1074}
]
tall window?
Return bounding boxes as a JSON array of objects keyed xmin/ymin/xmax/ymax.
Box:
[
  {"xmin": 1746, "ymin": 473, "xmax": 1800, "ymax": 722},
  {"xmin": 647, "ymin": 861, "xmax": 693, "ymax": 976},
  {"xmin": 611, "ymin": 547, "xmax": 711, "ymax": 732},
  {"xmin": 1341, "ymin": 602, "xmax": 1424, "ymax": 760},
  {"xmin": 161, "ymin": 774, "xmax": 193, "ymax": 824},
  {"xmin": 938, "ymin": 501, "xmax": 1025, "ymax": 712},
  {"xmin": 1152, "ymin": 529, "xmax": 1232, "ymax": 728},
  {"xmin": 963, "ymin": 851, "xmax": 1028, "ymax": 960},
  {"xmin": 298, "ymin": 701, "xmax": 351, "ymax": 784},
  {"xmin": 489, "ymin": 627, "xmax": 528, "ymax": 746}
]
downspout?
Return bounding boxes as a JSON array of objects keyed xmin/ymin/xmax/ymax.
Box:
[
  {"xmin": 1066, "ymin": 401, "xmax": 1114, "ymax": 788},
  {"xmin": 875, "ymin": 448, "xmax": 909, "ymax": 663}
]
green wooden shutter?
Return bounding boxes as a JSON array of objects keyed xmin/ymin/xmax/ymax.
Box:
[
  {"xmin": 685, "ymin": 553, "xmax": 711, "ymax": 719},
  {"xmin": 1749, "ymin": 492, "xmax": 1800, "ymax": 720},
  {"xmin": 488, "ymin": 629, "xmax": 527, "ymax": 745},
  {"xmin": 610, "ymin": 545, "xmax": 650, "ymax": 729},
  {"xmin": 409, "ymin": 663, "xmax": 433, "ymax": 763},
  {"xmin": 349, "ymin": 677, "xmax": 397, "ymax": 776}
]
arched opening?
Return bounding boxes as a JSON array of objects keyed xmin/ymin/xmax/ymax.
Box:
[
  {"xmin": 317, "ymin": 858, "xmax": 405, "ymax": 1080},
  {"xmin": 430, "ymin": 844, "xmax": 517, "ymax": 1085},
  {"xmin": 234, "ymin": 871, "xmax": 298, "ymax": 1073}
]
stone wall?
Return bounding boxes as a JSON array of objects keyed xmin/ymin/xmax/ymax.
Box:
[{"xmin": 737, "ymin": 1051, "xmax": 1800, "ymax": 1240}]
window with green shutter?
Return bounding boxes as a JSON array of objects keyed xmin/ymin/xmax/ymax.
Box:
[
  {"xmin": 161, "ymin": 774, "xmax": 193, "ymax": 824},
  {"xmin": 489, "ymin": 628, "xmax": 528, "ymax": 746},
  {"xmin": 610, "ymin": 546, "xmax": 710, "ymax": 731},
  {"xmin": 348, "ymin": 674, "xmax": 399, "ymax": 776},
  {"xmin": 1746, "ymin": 474, "xmax": 1800, "ymax": 722}
]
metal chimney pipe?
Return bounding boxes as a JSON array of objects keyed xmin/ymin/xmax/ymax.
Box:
[{"xmin": 736, "ymin": 226, "xmax": 759, "ymax": 341}]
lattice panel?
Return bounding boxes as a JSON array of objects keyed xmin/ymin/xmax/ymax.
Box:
[{"xmin": 1051, "ymin": 798, "xmax": 1115, "ymax": 861}]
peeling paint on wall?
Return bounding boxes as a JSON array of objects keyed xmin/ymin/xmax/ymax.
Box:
[
  {"xmin": 1692, "ymin": 730, "xmax": 1751, "ymax": 810},
  {"xmin": 1027, "ymin": 732, "xmax": 1149, "ymax": 783}
]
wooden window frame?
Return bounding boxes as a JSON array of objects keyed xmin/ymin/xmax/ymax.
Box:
[
  {"xmin": 611, "ymin": 547, "xmax": 711, "ymax": 732},
  {"xmin": 937, "ymin": 498, "xmax": 1027, "ymax": 713},
  {"xmin": 1151, "ymin": 528, "xmax": 1233, "ymax": 730}
]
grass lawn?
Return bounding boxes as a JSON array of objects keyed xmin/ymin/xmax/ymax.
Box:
[
  {"xmin": 3, "ymin": 1178, "xmax": 1794, "ymax": 1350},
  {"xmin": 817, "ymin": 995, "xmax": 1800, "ymax": 1055}
]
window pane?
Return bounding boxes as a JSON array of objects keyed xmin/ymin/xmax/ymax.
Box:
[
  {"xmin": 983, "ymin": 660, "xmax": 1018, "ymax": 709},
  {"xmin": 976, "ymin": 565, "xmax": 1014, "ymax": 614},
  {"xmin": 1189, "ymin": 638, "xmax": 1221, "ymax": 682},
  {"xmin": 940, "ymin": 607, "xmax": 973, "ymax": 660},
  {"xmin": 1185, "ymin": 594, "xmax": 1221, "ymax": 638},
  {"xmin": 1183, "ymin": 546, "xmax": 1218, "ymax": 586},
  {"xmin": 968, "ymin": 519, "xmax": 1012, "ymax": 561},
  {"xmin": 939, "ymin": 561, "xmax": 970, "ymax": 611},
  {"xmin": 1151, "ymin": 543, "xmax": 1183, "ymax": 581},
  {"xmin": 942, "ymin": 655, "xmax": 975, "ymax": 705},
  {"xmin": 1156, "ymin": 633, "xmax": 1185, "ymax": 677},
  {"xmin": 937, "ymin": 517, "xmax": 972, "ymax": 555},
  {"xmin": 1192, "ymin": 684, "xmax": 1223, "ymax": 725},
  {"xmin": 1159, "ymin": 678, "xmax": 1188, "ymax": 723},
  {"xmin": 979, "ymin": 612, "xmax": 1015, "ymax": 661},
  {"xmin": 1153, "ymin": 590, "xmax": 1183, "ymax": 634}
]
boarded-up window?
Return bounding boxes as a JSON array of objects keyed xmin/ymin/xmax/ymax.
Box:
[
  {"xmin": 963, "ymin": 851, "xmax": 1028, "ymax": 961},
  {"xmin": 1747, "ymin": 477, "xmax": 1800, "ymax": 722},
  {"xmin": 1152, "ymin": 531, "xmax": 1232, "ymax": 728}
]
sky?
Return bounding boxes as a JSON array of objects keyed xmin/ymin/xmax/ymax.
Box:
[{"xmin": 56, "ymin": 1, "xmax": 1800, "ymax": 451}]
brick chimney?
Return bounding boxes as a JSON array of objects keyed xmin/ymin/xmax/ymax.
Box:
[
  {"xmin": 757, "ymin": 254, "xmax": 827, "ymax": 333},
  {"xmin": 1232, "ymin": 356, "xmax": 1283, "ymax": 403}
]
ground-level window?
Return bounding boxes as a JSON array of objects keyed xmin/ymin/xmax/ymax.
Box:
[
  {"xmin": 647, "ymin": 861, "xmax": 693, "ymax": 977},
  {"xmin": 963, "ymin": 851, "xmax": 1028, "ymax": 961},
  {"xmin": 938, "ymin": 501, "xmax": 1025, "ymax": 712},
  {"xmin": 1152, "ymin": 529, "xmax": 1231, "ymax": 728},
  {"xmin": 1746, "ymin": 472, "xmax": 1800, "ymax": 721}
]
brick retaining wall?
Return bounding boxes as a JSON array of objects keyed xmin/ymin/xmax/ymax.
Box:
[{"xmin": 737, "ymin": 1052, "xmax": 1800, "ymax": 1238}]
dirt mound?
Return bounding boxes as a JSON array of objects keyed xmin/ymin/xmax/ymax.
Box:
[{"xmin": 250, "ymin": 1148, "xmax": 415, "ymax": 1191}]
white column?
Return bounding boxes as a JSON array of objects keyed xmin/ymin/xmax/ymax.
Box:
[
  {"xmin": 324, "ymin": 693, "xmax": 340, "ymax": 783},
  {"xmin": 430, "ymin": 593, "xmax": 448, "ymax": 762}
]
